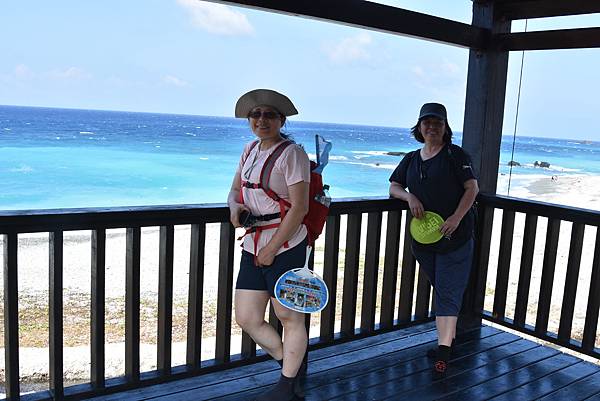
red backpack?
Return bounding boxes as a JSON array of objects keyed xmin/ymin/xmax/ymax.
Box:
[{"xmin": 239, "ymin": 140, "xmax": 330, "ymax": 252}]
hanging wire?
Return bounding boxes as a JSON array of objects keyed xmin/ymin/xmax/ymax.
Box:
[{"xmin": 507, "ymin": 19, "xmax": 528, "ymax": 196}]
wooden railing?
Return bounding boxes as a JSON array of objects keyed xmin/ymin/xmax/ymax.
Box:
[
  {"xmin": 0, "ymin": 198, "xmax": 434, "ymax": 401},
  {"xmin": 1, "ymin": 195, "xmax": 599, "ymax": 400},
  {"xmin": 473, "ymin": 194, "xmax": 600, "ymax": 359}
]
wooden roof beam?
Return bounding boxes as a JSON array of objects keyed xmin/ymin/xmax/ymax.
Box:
[
  {"xmin": 496, "ymin": 27, "xmax": 600, "ymax": 50},
  {"xmin": 495, "ymin": 0, "xmax": 600, "ymax": 21},
  {"xmin": 205, "ymin": 0, "xmax": 488, "ymax": 49}
]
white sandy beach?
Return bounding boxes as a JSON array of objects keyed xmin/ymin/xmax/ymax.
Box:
[
  {"xmin": 1, "ymin": 173, "xmax": 599, "ymax": 390},
  {"xmin": 487, "ymin": 174, "xmax": 600, "ymax": 343}
]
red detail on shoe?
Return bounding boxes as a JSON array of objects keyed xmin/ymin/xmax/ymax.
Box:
[{"xmin": 434, "ymin": 360, "xmax": 447, "ymax": 372}]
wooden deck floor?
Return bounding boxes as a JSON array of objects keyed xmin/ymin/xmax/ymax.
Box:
[{"xmin": 89, "ymin": 322, "xmax": 600, "ymax": 400}]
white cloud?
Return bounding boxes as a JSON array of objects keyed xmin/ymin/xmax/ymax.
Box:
[
  {"xmin": 48, "ymin": 67, "xmax": 92, "ymax": 80},
  {"xmin": 411, "ymin": 59, "xmax": 463, "ymax": 89},
  {"xmin": 163, "ymin": 75, "xmax": 189, "ymax": 87},
  {"xmin": 324, "ymin": 33, "xmax": 373, "ymax": 64},
  {"xmin": 411, "ymin": 66, "xmax": 425, "ymax": 79},
  {"xmin": 441, "ymin": 60, "xmax": 460, "ymax": 75},
  {"xmin": 177, "ymin": 0, "xmax": 253, "ymax": 36},
  {"xmin": 15, "ymin": 64, "xmax": 34, "ymax": 79}
]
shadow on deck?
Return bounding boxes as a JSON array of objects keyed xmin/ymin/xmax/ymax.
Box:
[{"xmin": 89, "ymin": 322, "xmax": 600, "ymax": 401}]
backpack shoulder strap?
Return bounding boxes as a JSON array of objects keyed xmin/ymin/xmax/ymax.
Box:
[
  {"xmin": 407, "ymin": 149, "xmax": 418, "ymax": 162},
  {"xmin": 446, "ymin": 143, "xmax": 466, "ymax": 178},
  {"xmin": 242, "ymin": 140, "xmax": 260, "ymax": 165},
  {"xmin": 259, "ymin": 140, "xmax": 293, "ymax": 201},
  {"xmin": 402, "ymin": 149, "xmax": 418, "ymax": 168}
]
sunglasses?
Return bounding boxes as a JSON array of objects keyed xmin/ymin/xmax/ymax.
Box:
[{"xmin": 248, "ymin": 110, "xmax": 281, "ymax": 120}]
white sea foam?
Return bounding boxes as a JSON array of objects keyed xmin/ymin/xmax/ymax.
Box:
[
  {"xmin": 307, "ymin": 153, "xmax": 347, "ymax": 161},
  {"xmin": 10, "ymin": 165, "xmax": 33, "ymax": 173},
  {"xmin": 351, "ymin": 150, "xmax": 389, "ymax": 158},
  {"xmin": 544, "ymin": 164, "xmax": 580, "ymax": 172},
  {"xmin": 79, "ymin": 131, "xmax": 95, "ymax": 135},
  {"xmin": 342, "ymin": 161, "xmax": 397, "ymax": 170},
  {"xmin": 502, "ymin": 162, "xmax": 581, "ymax": 173},
  {"xmin": 198, "ymin": 157, "xmax": 209, "ymax": 160}
]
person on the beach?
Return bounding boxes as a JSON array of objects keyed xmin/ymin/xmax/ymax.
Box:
[
  {"xmin": 228, "ymin": 89, "xmax": 310, "ymax": 401},
  {"xmin": 388, "ymin": 102, "xmax": 479, "ymax": 379}
]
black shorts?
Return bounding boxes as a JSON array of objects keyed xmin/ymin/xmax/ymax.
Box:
[{"xmin": 236, "ymin": 237, "xmax": 308, "ymax": 297}]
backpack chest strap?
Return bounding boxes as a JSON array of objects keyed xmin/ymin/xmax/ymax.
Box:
[
  {"xmin": 241, "ymin": 181, "xmax": 262, "ymax": 189},
  {"xmin": 237, "ymin": 223, "xmax": 290, "ymax": 265}
]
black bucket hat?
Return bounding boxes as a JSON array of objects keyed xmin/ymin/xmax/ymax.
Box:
[{"xmin": 418, "ymin": 103, "xmax": 447, "ymax": 120}]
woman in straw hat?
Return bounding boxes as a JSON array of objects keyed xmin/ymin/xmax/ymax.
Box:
[
  {"xmin": 389, "ymin": 102, "xmax": 479, "ymax": 380},
  {"xmin": 228, "ymin": 89, "xmax": 310, "ymax": 400}
]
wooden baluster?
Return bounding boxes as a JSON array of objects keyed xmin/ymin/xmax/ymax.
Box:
[
  {"xmin": 186, "ymin": 224, "xmax": 205, "ymax": 368},
  {"xmin": 360, "ymin": 212, "xmax": 382, "ymax": 332},
  {"xmin": 125, "ymin": 227, "xmax": 141, "ymax": 382},
  {"xmin": 514, "ymin": 214, "xmax": 537, "ymax": 327},
  {"xmin": 380, "ymin": 210, "xmax": 401, "ymax": 329},
  {"xmin": 320, "ymin": 215, "xmax": 340, "ymax": 342},
  {"xmin": 158, "ymin": 225, "xmax": 174, "ymax": 373},
  {"xmin": 398, "ymin": 214, "xmax": 416, "ymax": 323},
  {"xmin": 49, "ymin": 231, "xmax": 64, "ymax": 398},
  {"xmin": 91, "ymin": 229, "xmax": 106, "ymax": 388},
  {"xmin": 215, "ymin": 222, "xmax": 234, "ymax": 363},
  {"xmin": 535, "ymin": 219, "xmax": 561, "ymax": 337},
  {"xmin": 558, "ymin": 223, "xmax": 585, "ymax": 343},
  {"xmin": 582, "ymin": 229, "xmax": 600, "ymax": 351},
  {"xmin": 341, "ymin": 214, "xmax": 361, "ymax": 337},
  {"xmin": 3, "ymin": 233, "xmax": 20, "ymax": 399},
  {"xmin": 493, "ymin": 210, "xmax": 515, "ymax": 320}
]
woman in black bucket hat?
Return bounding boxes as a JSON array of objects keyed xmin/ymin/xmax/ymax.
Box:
[{"xmin": 389, "ymin": 102, "xmax": 479, "ymax": 380}]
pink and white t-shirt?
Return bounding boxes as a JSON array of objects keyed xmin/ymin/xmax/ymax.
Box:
[{"xmin": 236, "ymin": 140, "xmax": 311, "ymax": 256}]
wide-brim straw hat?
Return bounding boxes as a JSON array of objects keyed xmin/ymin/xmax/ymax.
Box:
[{"xmin": 235, "ymin": 89, "xmax": 298, "ymax": 118}]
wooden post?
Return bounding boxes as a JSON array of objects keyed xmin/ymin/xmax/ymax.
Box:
[{"xmin": 460, "ymin": 0, "xmax": 511, "ymax": 330}]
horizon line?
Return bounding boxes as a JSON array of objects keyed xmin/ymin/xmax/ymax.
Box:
[{"xmin": 0, "ymin": 103, "xmax": 597, "ymax": 144}]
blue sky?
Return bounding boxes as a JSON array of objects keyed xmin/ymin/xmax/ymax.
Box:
[{"xmin": 0, "ymin": 0, "xmax": 599, "ymax": 140}]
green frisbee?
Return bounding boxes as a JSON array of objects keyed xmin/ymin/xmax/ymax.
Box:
[{"xmin": 410, "ymin": 211, "xmax": 445, "ymax": 244}]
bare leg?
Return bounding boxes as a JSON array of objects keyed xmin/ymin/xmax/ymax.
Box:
[
  {"xmin": 436, "ymin": 316, "xmax": 457, "ymax": 346},
  {"xmin": 234, "ymin": 289, "xmax": 283, "ymax": 360},
  {"xmin": 271, "ymin": 298, "xmax": 307, "ymax": 378}
]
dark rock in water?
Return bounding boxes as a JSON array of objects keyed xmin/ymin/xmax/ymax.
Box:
[
  {"xmin": 507, "ymin": 160, "xmax": 520, "ymax": 166},
  {"xmin": 387, "ymin": 151, "xmax": 407, "ymax": 156},
  {"xmin": 534, "ymin": 161, "xmax": 551, "ymax": 168}
]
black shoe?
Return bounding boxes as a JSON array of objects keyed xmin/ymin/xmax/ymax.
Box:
[
  {"xmin": 255, "ymin": 374, "xmax": 297, "ymax": 401},
  {"xmin": 426, "ymin": 343, "xmax": 454, "ymax": 359}
]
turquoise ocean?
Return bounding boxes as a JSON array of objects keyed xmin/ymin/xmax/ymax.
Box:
[{"xmin": 1, "ymin": 105, "xmax": 599, "ymax": 210}]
